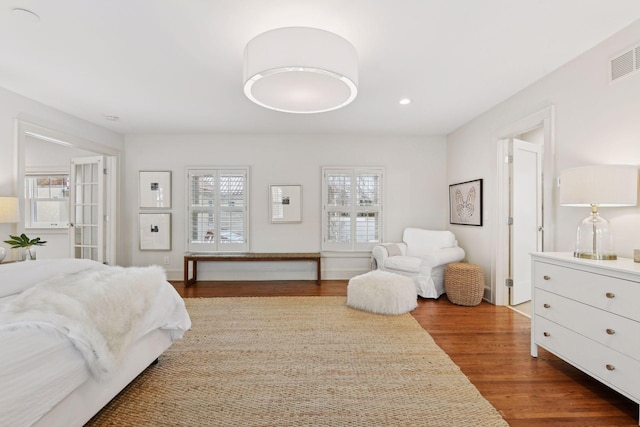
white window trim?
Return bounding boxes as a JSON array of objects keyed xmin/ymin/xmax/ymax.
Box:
[
  {"xmin": 322, "ymin": 166, "xmax": 384, "ymax": 252},
  {"xmin": 24, "ymin": 169, "xmax": 70, "ymax": 230},
  {"xmin": 186, "ymin": 166, "xmax": 250, "ymax": 253}
]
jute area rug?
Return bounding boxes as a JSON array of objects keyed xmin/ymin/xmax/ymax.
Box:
[{"xmin": 88, "ymin": 297, "xmax": 508, "ymax": 426}]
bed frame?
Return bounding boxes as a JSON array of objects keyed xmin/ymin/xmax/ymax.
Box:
[{"xmin": 33, "ymin": 328, "xmax": 173, "ymax": 427}]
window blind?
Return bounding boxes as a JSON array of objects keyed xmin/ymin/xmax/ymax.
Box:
[
  {"xmin": 322, "ymin": 167, "xmax": 383, "ymax": 251},
  {"xmin": 187, "ymin": 168, "xmax": 248, "ymax": 252}
]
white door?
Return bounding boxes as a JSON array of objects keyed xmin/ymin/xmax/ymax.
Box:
[
  {"xmin": 510, "ymin": 138, "xmax": 543, "ymax": 305},
  {"xmin": 69, "ymin": 156, "xmax": 105, "ymax": 262}
]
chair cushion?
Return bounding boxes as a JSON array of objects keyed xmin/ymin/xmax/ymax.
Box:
[
  {"xmin": 403, "ymin": 228, "xmax": 456, "ymax": 256},
  {"xmin": 384, "ymin": 256, "xmax": 422, "ymax": 273}
]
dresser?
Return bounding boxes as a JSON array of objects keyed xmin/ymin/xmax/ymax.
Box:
[{"xmin": 531, "ymin": 252, "xmax": 640, "ymax": 423}]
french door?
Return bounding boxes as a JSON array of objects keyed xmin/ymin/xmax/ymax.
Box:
[{"xmin": 69, "ymin": 156, "xmax": 105, "ymax": 262}]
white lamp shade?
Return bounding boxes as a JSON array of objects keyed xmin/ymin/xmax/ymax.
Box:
[
  {"xmin": 559, "ymin": 165, "xmax": 638, "ymax": 207},
  {"xmin": 243, "ymin": 27, "xmax": 358, "ymax": 114},
  {"xmin": 0, "ymin": 196, "xmax": 19, "ymax": 223}
]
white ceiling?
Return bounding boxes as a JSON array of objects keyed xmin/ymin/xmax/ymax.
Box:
[{"xmin": 1, "ymin": 1, "xmax": 640, "ymax": 136}]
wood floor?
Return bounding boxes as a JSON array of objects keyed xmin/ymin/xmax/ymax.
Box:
[{"xmin": 171, "ymin": 279, "xmax": 639, "ymax": 426}]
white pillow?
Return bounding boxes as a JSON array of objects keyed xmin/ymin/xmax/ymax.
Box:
[{"xmin": 0, "ymin": 258, "xmax": 105, "ymax": 298}]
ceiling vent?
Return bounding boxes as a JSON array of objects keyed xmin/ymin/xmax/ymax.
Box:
[{"xmin": 610, "ymin": 44, "xmax": 640, "ymax": 81}]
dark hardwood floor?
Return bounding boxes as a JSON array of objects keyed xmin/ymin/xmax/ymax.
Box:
[{"xmin": 170, "ymin": 279, "xmax": 639, "ymax": 426}]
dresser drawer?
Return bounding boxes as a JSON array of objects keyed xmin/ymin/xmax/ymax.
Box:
[
  {"xmin": 534, "ymin": 316, "xmax": 640, "ymax": 400},
  {"xmin": 533, "ymin": 261, "xmax": 640, "ymax": 321},
  {"xmin": 534, "ymin": 288, "xmax": 640, "ymax": 359}
]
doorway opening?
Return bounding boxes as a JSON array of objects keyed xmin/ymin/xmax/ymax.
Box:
[
  {"xmin": 494, "ymin": 106, "xmax": 555, "ymax": 309},
  {"xmin": 16, "ymin": 120, "xmax": 120, "ymax": 265}
]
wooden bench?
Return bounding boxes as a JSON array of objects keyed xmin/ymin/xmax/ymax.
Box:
[{"xmin": 184, "ymin": 252, "xmax": 321, "ymax": 286}]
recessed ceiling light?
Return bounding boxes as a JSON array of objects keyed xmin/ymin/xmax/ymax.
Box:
[
  {"xmin": 104, "ymin": 115, "xmax": 120, "ymax": 121},
  {"xmin": 11, "ymin": 8, "xmax": 40, "ymax": 23},
  {"xmin": 399, "ymin": 98, "xmax": 412, "ymax": 105}
]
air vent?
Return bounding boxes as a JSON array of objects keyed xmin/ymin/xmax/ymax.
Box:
[{"xmin": 610, "ymin": 44, "xmax": 640, "ymax": 81}]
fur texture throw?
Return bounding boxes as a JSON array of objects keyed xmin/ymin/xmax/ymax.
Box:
[
  {"xmin": 347, "ymin": 270, "xmax": 417, "ymax": 315},
  {"xmin": 0, "ymin": 264, "xmax": 189, "ymax": 380}
]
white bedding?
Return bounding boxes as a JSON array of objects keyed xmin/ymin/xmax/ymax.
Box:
[
  {"xmin": 0, "ymin": 259, "xmax": 191, "ymax": 427},
  {"xmin": 0, "ymin": 327, "xmax": 89, "ymax": 426}
]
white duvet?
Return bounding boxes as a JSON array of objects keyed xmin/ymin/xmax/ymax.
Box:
[{"xmin": 0, "ymin": 259, "xmax": 191, "ymax": 426}]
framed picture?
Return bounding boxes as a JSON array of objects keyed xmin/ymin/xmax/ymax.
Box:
[
  {"xmin": 139, "ymin": 213, "xmax": 171, "ymax": 250},
  {"xmin": 449, "ymin": 179, "xmax": 483, "ymax": 226},
  {"xmin": 269, "ymin": 185, "xmax": 302, "ymax": 223},
  {"xmin": 139, "ymin": 171, "xmax": 171, "ymax": 208}
]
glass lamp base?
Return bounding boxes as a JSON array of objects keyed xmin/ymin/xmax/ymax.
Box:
[
  {"xmin": 573, "ymin": 251, "xmax": 617, "ymax": 260},
  {"xmin": 574, "ymin": 210, "xmax": 617, "ymax": 261}
]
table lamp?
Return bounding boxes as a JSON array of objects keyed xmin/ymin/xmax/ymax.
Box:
[
  {"xmin": 559, "ymin": 165, "xmax": 638, "ymax": 260},
  {"xmin": 0, "ymin": 196, "xmax": 20, "ymax": 262}
]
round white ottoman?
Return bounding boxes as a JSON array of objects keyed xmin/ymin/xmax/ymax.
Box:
[{"xmin": 347, "ymin": 270, "xmax": 417, "ymax": 315}]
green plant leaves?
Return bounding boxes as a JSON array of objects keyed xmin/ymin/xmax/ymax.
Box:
[{"xmin": 3, "ymin": 233, "xmax": 47, "ymax": 248}]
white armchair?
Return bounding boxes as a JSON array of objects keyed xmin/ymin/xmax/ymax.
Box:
[{"xmin": 371, "ymin": 228, "xmax": 465, "ymax": 299}]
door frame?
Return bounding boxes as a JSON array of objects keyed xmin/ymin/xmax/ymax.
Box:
[
  {"xmin": 494, "ymin": 106, "xmax": 555, "ymax": 306},
  {"xmin": 15, "ymin": 120, "xmax": 120, "ymax": 264}
]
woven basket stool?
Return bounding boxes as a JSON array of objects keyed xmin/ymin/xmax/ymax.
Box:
[{"xmin": 444, "ymin": 263, "xmax": 484, "ymax": 306}]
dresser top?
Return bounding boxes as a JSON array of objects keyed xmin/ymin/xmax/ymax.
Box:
[{"xmin": 532, "ymin": 252, "xmax": 640, "ymax": 278}]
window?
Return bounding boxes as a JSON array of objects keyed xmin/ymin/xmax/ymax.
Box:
[
  {"xmin": 186, "ymin": 167, "xmax": 249, "ymax": 252},
  {"xmin": 25, "ymin": 174, "xmax": 70, "ymax": 229},
  {"xmin": 322, "ymin": 167, "xmax": 383, "ymax": 251}
]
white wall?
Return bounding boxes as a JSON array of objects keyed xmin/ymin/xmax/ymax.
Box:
[
  {"xmin": 447, "ymin": 19, "xmax": 640, "ymax": 302},
  {"xmin": 0, "ymin": 86, "xmax": 125, "ymax": 261},
  {"xmin": 124, "ymin": 134, "xmax": 447, "ymax": 280}
]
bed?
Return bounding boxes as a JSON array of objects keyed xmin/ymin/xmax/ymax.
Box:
[{"xmin": 0, "ymin": 258, "xmax": 191, "ymax": 427}]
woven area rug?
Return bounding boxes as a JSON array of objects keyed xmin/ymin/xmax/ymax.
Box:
[{"xmin": 88, "ymin": 297, "xmax": 507, "ymax": 426}]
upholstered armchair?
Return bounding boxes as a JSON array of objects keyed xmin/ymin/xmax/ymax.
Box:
[{"xmin": 371, "ymin": 228, "xmax": 465, "ymax": 298}]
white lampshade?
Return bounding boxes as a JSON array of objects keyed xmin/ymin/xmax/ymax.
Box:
[
  {"xmin": 243, "ymin": 27, "xmax": 358, "ymax": 114},
  {"xmin": 0, "ymin": 196, "xmax": 19, "ymax": 223},
  {"xmin": 559, "ymin": 165, "xmax": 638, "ymax": 207},
  {"xmin": 559, "ymin": 165, "xmax": 638, "ymax": 260},
  {"xmin": 0, "ymin": 196, "xmax": 20, "ymax": 263}
]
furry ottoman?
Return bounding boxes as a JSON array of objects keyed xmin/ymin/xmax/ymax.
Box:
[{"xmin": 347, "ymin": 270, "xmax": 417, "ymax": 315}]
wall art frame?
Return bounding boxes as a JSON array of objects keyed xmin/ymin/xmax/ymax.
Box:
[
  {"xmin": 269, "ymin": 184, "xmax": 302, "ymax": 223},
  {"xmin": 139, "ymin": 213, "xmax": 171, "ymax": 250},
  {"xmin": 449, "ymin": 178, "xmax": 483, "ymax": 226},
  {"xmin": 139, "ymin": 171, "xmax": 172, "ymax": 208}
]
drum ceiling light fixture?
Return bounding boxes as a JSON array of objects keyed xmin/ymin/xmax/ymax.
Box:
[{"xmin": 243, "ymin": 27, "xmax": 358, "ymax": 114}]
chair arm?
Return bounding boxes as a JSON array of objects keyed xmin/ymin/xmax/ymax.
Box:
[
  {"xmin": 371, "ymin": 243, "xmax": 407, "ymax": 269},
  {"xmin": 419, "ymin": 246, "xmax": 466, "ymax": 268}
]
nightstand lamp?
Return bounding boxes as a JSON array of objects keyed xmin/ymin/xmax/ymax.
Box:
[
  {"xmin": 0, "ymin": 196, "xmax": 20, "ymax": 262},
  {"xmin": 559, "ymin": 165, "xmax": 638, "ymax": 260}
]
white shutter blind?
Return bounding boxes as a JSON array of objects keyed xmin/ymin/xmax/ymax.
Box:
[
  {"xmin": 187, "ymin": 168, "xmax": 248, "ymax": 252},
  {"xmin": 355, "ymin": 172, "xmax": 381, "ymax": 247},
  {"xmin": 218, "ymin": 171, "xmax": 246, "ymax": 249},
  {"xmin": 322, "ymin": 167, "xmax": 383, "ymax": 251}
]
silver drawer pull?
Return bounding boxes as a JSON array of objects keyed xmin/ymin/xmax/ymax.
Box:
[
  {"xmin": 543, "ymin": 332, "xmax": 551, "ymax": 337},
  {"xmin": 543, "ymin": 303, "xmax": 551, "ymax": 309},
  {"xmin": 605, "ymin": 292, "xmax": 615, "ymax": 299},
  {"xmin": 606, "ymin": 328, "xmax": 616, "ymax": 335},
  {"xmin": 606, "ymin": 364, "xmax": 615, "ymax": 371},
  {"xmin": 543, "ymin": 275, "xmax": 551, "ymax": 280}
]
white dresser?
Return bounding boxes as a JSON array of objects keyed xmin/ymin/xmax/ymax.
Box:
[{"xmin": 531, "ymin": 252, "xmax": 640, "ymax": 424}]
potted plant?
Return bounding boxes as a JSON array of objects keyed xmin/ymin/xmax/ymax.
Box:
[{"xmin": 3, "ymin": 233, "xmax": 47, "ymax": 261}]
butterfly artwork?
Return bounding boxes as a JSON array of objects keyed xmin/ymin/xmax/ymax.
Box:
[
  {"xmin": 455, "ymin": 187, "xmax": 475, "ymax": 221},
  {"xmin": 450, "ymin": 179, "xmax": 482, "ymax": 226}
]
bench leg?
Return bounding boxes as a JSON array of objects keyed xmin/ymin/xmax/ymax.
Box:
[{"xmin": 184, "ymin": 259, "xmax": 198, "ymax": 287}]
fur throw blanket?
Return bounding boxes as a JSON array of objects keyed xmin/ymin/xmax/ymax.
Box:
[{"xmin": 0, "ymin": 265, "xmax": 187, "ymax": 380}]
